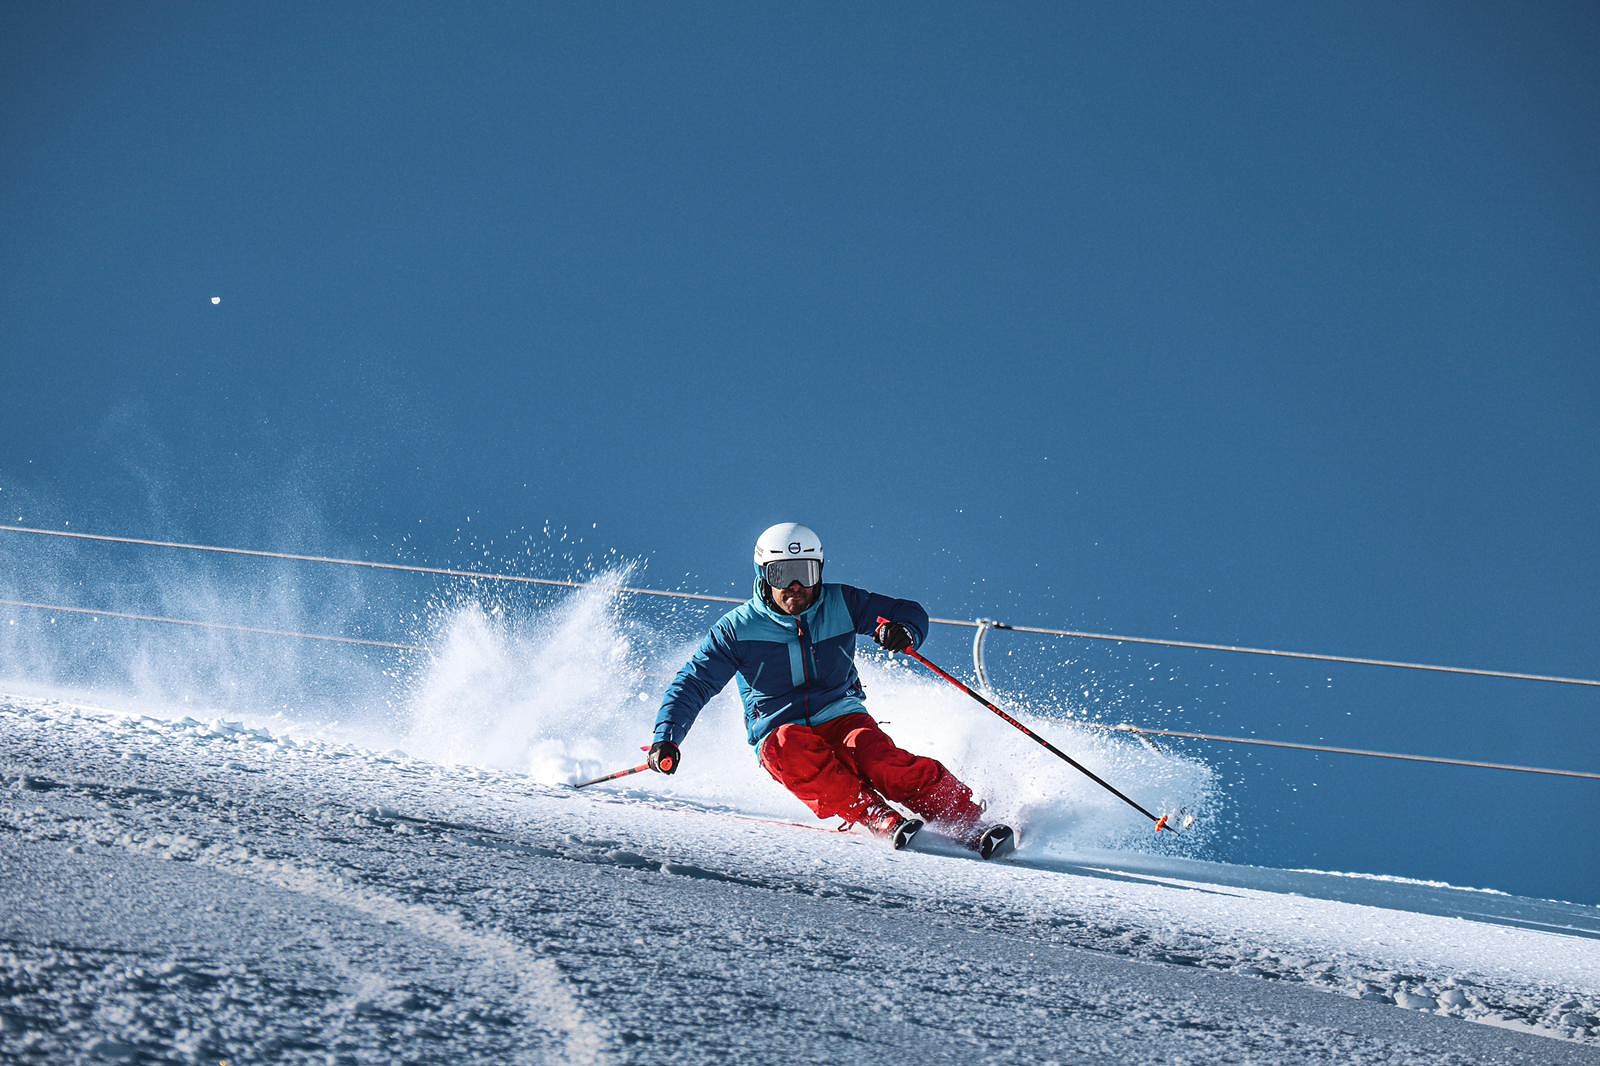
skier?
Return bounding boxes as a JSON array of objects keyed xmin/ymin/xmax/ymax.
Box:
[{"xmin": 648, "ymin": 522, "xmax": 1014, "ymax": 857}]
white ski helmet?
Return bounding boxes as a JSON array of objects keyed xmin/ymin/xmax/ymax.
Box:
[{"xmin": 753, "ymin": 522, "xmax": 824, "ymax": 586}]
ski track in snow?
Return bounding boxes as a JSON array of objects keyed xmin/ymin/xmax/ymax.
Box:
[{"xmin": 2, "ymin": 695, "xmax": 1598, "ymax": 1064}]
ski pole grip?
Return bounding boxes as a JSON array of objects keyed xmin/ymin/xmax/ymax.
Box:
[{"xmin": 660, "ymin": 755, "xmax": 675, "ymax": 773}]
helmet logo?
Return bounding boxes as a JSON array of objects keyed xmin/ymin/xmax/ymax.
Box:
[{"xmin": 788, "ymin": 542, "xmax": 801, "ymax": 554}]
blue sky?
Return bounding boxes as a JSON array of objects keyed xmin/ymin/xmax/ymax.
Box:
[{"xmin": 3, "ymin": 3, "xmax": 1597, "ymax": 900}]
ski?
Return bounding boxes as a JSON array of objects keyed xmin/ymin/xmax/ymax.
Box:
[
  {"xmin": 895, "ymin": 822, "xmax": 1019, "ymax": 861},
  {"xmin": 977, "ymin": 824, "xmax": 1016, "ymax": 860},
  {"xmin": 892, "ymin": 817, "xmax": 925, "ymax": 850}
]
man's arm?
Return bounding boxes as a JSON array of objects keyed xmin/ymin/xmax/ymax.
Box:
[
  {"xmin": 653, "ymin": 624, "xmax": 741, "ymax": 745},
  {"xmin": 840, "ymin": 584, "xmax": 930, "ymax": 649}
]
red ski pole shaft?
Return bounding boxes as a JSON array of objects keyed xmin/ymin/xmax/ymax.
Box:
[
  {"xmin": 880, "ymin": 618, "xmax": 1174, "ymax": 833},
  {"xmin": 572, "ymin": 762, "xmax": 652, "ymax": 789}
]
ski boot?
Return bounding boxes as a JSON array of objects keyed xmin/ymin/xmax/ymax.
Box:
[{"xmin": 860, "ymin": 804, "xmax": 924, "ymax": 850}]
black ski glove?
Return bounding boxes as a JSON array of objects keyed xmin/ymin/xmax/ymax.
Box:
[
  {"xmin": 873, "ymin": 620, "xmax": 917, "ymax": 653},
  {"xmin": 648, "ymin": 740, "xmax": 680, "ymax": 775}
]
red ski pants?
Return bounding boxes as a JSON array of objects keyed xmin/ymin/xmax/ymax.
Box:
[{"xmin": 757, "ymin": 713, "xmax": 984, "ymax": 829}]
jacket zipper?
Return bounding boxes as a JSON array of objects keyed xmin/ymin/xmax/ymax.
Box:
[{"xmin": 796, "ymin": 619, "xmax": 813, "ymax": 724}]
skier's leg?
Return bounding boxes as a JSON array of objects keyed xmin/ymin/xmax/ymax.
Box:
[
  {"xmin": 838, "ymin": 716, "xmax": 986, "ymax": 836},
  {"xmin": 758, "ymin": 721, "xmax": 889, "ymax": 825}
]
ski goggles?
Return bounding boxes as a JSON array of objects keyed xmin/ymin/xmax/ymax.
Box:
[{"xmin": 761, "ymin": 558, "xmax": 822, "ymax": 589}]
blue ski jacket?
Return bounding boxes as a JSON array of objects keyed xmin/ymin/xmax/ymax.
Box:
[{"xmin": 653, "ymin": 581, "xmax": 930, "ymax": 750}]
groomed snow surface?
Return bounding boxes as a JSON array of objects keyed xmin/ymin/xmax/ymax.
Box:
[{"xmin": 3, "ymin": 695, "xmax": 1598, "ymax": 1065}]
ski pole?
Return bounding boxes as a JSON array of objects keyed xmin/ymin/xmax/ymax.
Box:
[
  {"xmin": 879, "ymin": 618, "xmax": 1174, "ymax": 833},
  {"xmin": 572, "ymin": 762, "xmax": 652, "ymax": 789},
  {"xmin": 572, "ymin": 745, "xmax": 677, "ymax": 790}
]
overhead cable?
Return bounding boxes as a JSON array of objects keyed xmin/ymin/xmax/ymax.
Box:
[
  {"xmin": 0, "ymin": 597, "xmax": 425, "ymax": 652},
  {"xmin": 2, "ymin": 595, "xmax": 1595, "ymax": 783},
  {"xmin": 1091, "ymin": 722, "xmax": 1600, "ymax": 782},
  {"xmin": 3, "ymin": 523, "xmax": 1597, "ymax": 688},
  {"xmin": 956, "ymin": 621, "xmax": 1600, "ymax": 689},
  {"xmin": 0, "ymin": 524, "xmax": 735, "ymax": 603}
]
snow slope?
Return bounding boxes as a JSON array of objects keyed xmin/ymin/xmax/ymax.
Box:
[{"xmin": 3, "ymin": 695, "xmax": 1597, "ymax": 1064}]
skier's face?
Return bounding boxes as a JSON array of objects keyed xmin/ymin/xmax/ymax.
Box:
[{"xmin": 769, "ymin": 579, "xmax": 818, "ymax": 615}]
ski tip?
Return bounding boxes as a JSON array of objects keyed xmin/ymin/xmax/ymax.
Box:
[
  {"xmin": 978, "ymin": 824, "xmax": 1016, "ymax": 860},
  {"xmin": 892, "ymin": 817, "xmax": 925, "ymax": 850},
  {"xmin": 1154, "ymin": 814, "xmax": 1170, "ymax": 833}
]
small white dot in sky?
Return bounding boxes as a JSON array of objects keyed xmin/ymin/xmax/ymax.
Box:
[{"xmin": 210, "ymin": 296, "xmax": 222, "ymax": 305}]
